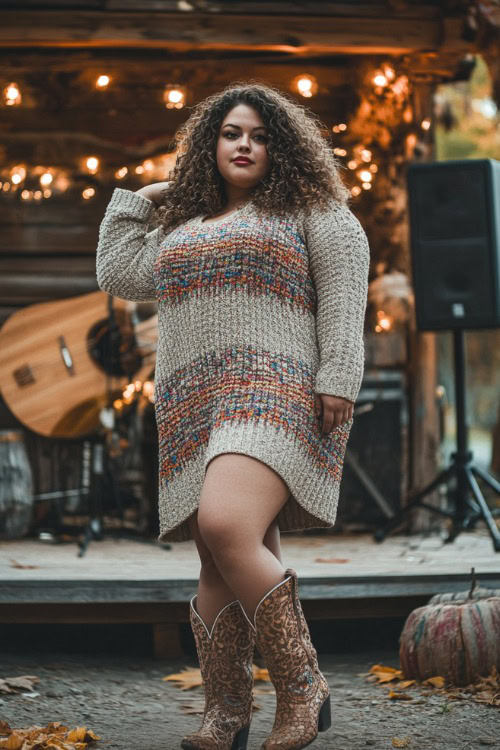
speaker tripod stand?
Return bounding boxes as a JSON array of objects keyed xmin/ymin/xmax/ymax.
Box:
[{"xmin": 374, "ymin": 328, "xmax": 500, "ymax": 552}]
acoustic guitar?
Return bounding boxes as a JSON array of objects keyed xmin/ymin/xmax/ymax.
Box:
[{"xmin": 0, "ymin": 290, "xmax": 158, "ymax": 438}]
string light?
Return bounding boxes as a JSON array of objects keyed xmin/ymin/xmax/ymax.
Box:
[
  {"xmin": 351, "ymin": 186, "xmax": 362, "ymax": 196},
  {"xmin": 372, "ymin": 70, "xmax": 389, "ymax": 87},
  {"xmin": 4, "ymin": 82, "xmax": 21, "ymax": 106},
  {"xmin": 40, "ymin": 172, "xmax": 53, "ymax": 187},
  {"xmin": 82, "ymin": 187, "xmax": 96, "ymax": 200},
  {"xmin": 163, "ymin": 85, "xmax": 186, "ymax": 109},
  {"xmin": 115, "ymin": 167, "xmax": 128, "ymax": 179},
  {"xmin": 292, "ymin": 74, "xmax": 318, "ymax": 98},
  {"xmin": 85, "ymin": 156, "xmax": 99, "ymax": 174},
  {"xmin": 96, "ymin": 75, "xmax": 111, "ymax": 89},
  {"xmin": 375, "ymin": 310, "xmax": 393, "ymax": 333},
  {"xmin": 358, "ymin": 170, "xmax": 372, "ymax": 182},
  {"xmin": 362, "ymin": 182, "xmax": 372, "ymax": 190},
  {"xmin": 421, "ymin": 118, "xmax": 431, "ymax": 130}
]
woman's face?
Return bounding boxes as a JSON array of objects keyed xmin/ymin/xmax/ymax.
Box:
[{"xmin": 216, "ymin": 103, "xmax": 270, "ymax": 192}]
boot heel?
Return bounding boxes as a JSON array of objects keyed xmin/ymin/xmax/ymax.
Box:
[
  {"xmin": 317, "ymin": 694, "xmax": 331, "ymax": 732},
  {"xmin": 231, "ymin": 723, "xmax": 250, "ymax": 750}
]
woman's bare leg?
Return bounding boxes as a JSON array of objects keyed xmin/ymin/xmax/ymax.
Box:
[
  {"xmin": 188, "ymin": 512, "xmax": 282, "ymax": 630},
  {"xmin": 195, "ymin": 453, "xmax": 290, "ymax": 624}
]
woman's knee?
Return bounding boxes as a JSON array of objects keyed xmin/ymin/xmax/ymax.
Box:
[
  {"xmin": 188, "ymin": 511, "xmax": 221, "ymax": 574},
  {"xmin": 197, "ymin": 509, "xmax": 246, "ymax": 558}
]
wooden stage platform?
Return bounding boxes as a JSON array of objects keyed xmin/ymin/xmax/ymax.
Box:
[{"xmin": 1, "ymin": 530, "xmax": 499, "ymax": 657}]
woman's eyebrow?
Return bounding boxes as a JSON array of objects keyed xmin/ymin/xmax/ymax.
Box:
[{"xmin": 222, "ymin": 123, "xmax": 267, "ymax": 131}]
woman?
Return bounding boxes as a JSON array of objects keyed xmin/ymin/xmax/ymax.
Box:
[{"xmin": 96, "ymin": 81, "xmax": 370, "ymax": 750}]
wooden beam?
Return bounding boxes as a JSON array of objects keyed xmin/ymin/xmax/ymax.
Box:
[{"xmin": 0, "ymin": 10, "xmax": 467, "ymax": 55}]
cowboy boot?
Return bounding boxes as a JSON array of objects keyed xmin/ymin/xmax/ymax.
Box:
[
  {"xmin": 241, "ymin": 568, "xmax": 331, "ymax": 750},
  {"xmin": 180, "ymin": 596, "xmax": 255, "ymax": 750}
]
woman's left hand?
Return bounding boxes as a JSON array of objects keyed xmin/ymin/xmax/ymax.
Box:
[{"xmin": 314, "ymin": 393, "xmax": 354, "ymax": 435}]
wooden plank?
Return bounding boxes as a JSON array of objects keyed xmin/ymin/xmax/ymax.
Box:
[
  {"xmin": 1, "ymin": 572, "xmax": 499, "ymax": 604},
  {"xmin": 0, "ymin": 11, "xmax": 445, "ymax": 54},
  {"xmin": 106, "ymin": 1, "xmax": 442, "ymax": 19},
  {"xmin": 0, "ymin": 1, "xmax": 444, "ymax": 19}
]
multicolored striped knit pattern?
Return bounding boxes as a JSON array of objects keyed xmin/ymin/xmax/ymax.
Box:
[{"xmin": 96, "ymin": 188, "xmax": 370, "ymax": 543}]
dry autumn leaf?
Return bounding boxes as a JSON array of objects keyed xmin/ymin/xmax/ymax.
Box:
[
  {"xmin": 162, "ymin": 667, "xmax": 203, "ymax": 690},
  {"xmin": 387, "ymin": 689, "xmax": 413, "ymax": 701},
  {"xmin": 392, "ymin": 738, "xmax": 411, "ymax": 747},
  {"xmin": 364, "ymin": 662, "xmax": 500, "ymax": 709},
  {"xmin": 0, "ymin": 676, "xmax": 40, "ymax": 694},
  {"xmin": 369, "ymin": 664, "xmax": 403, "ymax": 683},
  {"xmin": 0, "ymin": 722, "xmax": 99, "ymax": 750},
  {"xmin": 164, "ymin": 664, "xmax": 269, "ymax": 691},
  {"xmin": 252, "ymin": 666, "xmax": 271, "ymax": 682},
  {"xmin": 9, "ymin": 559, "xmax": 38, "ymax": 570},
  {"xmin": 423, "ymin": 676, "xmax": 445, "ymax": 688}
]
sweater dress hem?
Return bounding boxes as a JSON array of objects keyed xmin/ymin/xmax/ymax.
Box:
[{"xmin": 157, "ymin": 417, "xmax": 350, "ymax": 544}]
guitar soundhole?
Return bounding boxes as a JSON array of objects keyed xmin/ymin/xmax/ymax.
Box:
[{"xmin": 88, "ymin": 314, "xmax": 143, "ymax": 377}]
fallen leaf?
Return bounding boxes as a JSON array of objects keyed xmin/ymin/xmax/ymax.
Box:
[
  {"xmin": 9, "ymin": 559, "xmax": 38, "ymax": 570},
  {"xmin": 392, "ymin": 738, "xmax": 411, "ymax": 748},
  {"xmin": 252, "ymin": 666, "xmax": 270, "ymax": 682},
  {"xmin": 0, "ymin": 676, "xmax": 40, "ymax": 695},
  {"xmin": 0, "ymin": 723, "xmax": 99, "ymax": 749},
  {"xmin": 162, "ymin": 667, "xmax": 203, "ymax": 690},
  {"xmin": 423, "ymin": 676, "xmax": 445, "ymax": 688},
  {"xmin": 388, "ymin": 690, "xmax": 413, "ymax": 701}
]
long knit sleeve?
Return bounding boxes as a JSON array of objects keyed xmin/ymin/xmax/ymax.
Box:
[
  {"xmin": 96, "ymin": 187, "xmax": 164, "ymax": 302},
  {"xmin": 303, "ymin": 199, "xmax": 370, "ymax": 404}
]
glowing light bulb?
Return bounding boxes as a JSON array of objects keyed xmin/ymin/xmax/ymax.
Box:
[
  {"xmin": 347, "ymin": 160, "xmax": 358, "ymax": 170},
  {"xmin": 359, "ymin": 170, "xmax": 372, "ymax": 182},
  {"xmin": 40, "ymin": 172, "xmax": 53, "ymax": 187},
  {"xmin": 96, "ymin": 75, "xmax": 111, "ymax": 88},
  {"xmin": 293, "ymin": 74, "xmax": 318, "ymax": 98},
  {"xmin": 86, "ymin": 157, "xmax": 99, "ymax": 173},
  {"xmin": 421, "ymin": 118, "xmax": 431, "ymax": 130},
  {"xmin": 372, "ymin": 71, "xmax": 388, "ymax": 87},
  {"xmin": 82, "ymin": 187, "xmax": 96, "ymax": 200},
  {"xmin": 115, "ymin": 167, "xmax": 128, "ymax": 179},
  {"xmin": 361, "ymin": 149, "xmax": 372, "ymax": 162},
  {"xmin": 4, "ymin": 82, "xmax": 21, "ymax": 106},
  {"xmin": 164, "ymin": 85, "xmax": 186, "ymax": 109}
]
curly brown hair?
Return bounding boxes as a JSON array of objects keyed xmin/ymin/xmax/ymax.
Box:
[{"xmin": 153, "ymin": 80, "xmax": 351, "ymax": 232}]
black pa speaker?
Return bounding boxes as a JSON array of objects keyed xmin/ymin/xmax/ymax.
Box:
[{"xmin": 407, "ymin": 158, "xmax": 500, "ymax": 331}]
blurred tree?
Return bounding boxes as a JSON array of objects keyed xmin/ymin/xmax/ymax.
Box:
[{"xmin": 435, "ymin": 55, "xmax": 499, "ymax": 160}]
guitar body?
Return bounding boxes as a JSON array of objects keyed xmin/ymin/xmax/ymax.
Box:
[{"xmin": 0, "ymin": 291, "xmax": 156, "ymax": 438}]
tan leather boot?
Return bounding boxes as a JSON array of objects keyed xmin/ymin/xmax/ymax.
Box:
[
  {"xmin": 241, "ymin": 568, "xmax": 331, "ymax": 750},
  {"xmin": 180, "ymin": 596, "xmax": 255, "ymax": 750}
]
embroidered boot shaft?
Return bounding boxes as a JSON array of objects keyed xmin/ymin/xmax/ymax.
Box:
[
  {"xmin": 242, "ymin": 568, "xmax": 331, "ymax": 750},
  {"xmin": 180, "ymin": 597, "xmax": 255, "ymax": 750}
]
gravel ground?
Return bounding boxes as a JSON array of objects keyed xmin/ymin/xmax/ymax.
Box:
[{"xmin": 0, "ymin": 648, "xmax": 498, "ymax": 750}]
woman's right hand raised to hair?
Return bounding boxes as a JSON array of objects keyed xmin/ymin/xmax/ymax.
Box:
[{"xmin": 134, "ymin": 181, "xmax": 172, "ymax": 208}]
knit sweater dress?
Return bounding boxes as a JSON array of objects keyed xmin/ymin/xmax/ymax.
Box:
[{"xmin": 96, "ymin": 187, "xmax": 370, "ymax": 543}]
